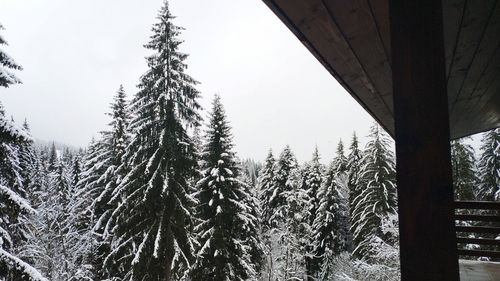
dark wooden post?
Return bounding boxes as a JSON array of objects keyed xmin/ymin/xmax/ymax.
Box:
[{"xmin": 390, "ymin": 1, "xmax": 460, "ymax": 280}]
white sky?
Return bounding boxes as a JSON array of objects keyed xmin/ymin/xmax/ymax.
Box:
[{"xmin": 0, "ymin": 0, "xmax": 380, "ymax": 163}]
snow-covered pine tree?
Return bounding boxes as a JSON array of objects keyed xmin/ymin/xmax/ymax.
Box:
[
  {"xmin": 70, "ymin": 156, "xmax": 81, "ymax": 189},
  {"xmin": 300, "ymin": 146, "xmax": 324, "ymax": 280},
  {"xmin": 333, "ymin": 140, "xmax": 348, "ymax": 174},
  {"xmin": 47, "ymin": 143, "xmax": 58, "ymax": 172},
  {"xmin": 314, "ymin": 174, "xmax": 351, "ymax": 279},
  {"xmin": 28, "ymin": 150, "xmax": 73, "ymax": 281},
  {"xmin": 17, "ymin": 120, "xmax": 36, "ymax": 191},
  {"xmin": 257, "ymin": 149, "xmax": 276, "ymax": 280},
  {"xmin": 0, "ymin": 24, "xmax": 45, "ymax": 281},
  {"xmin": 477, "ymin": 128, "xmax": 499, "ymax": 201},
  {"xmin": 346, "ymin": 132, "xmax": 362, "ymax": 231},
  {"xmin": 192, "ymin": 95, "xmax": 263, "ymax": 281},
  {"xmin": 72, "ymin": 139, "xmax": 108, "ymax": 280},
  {"xmin": 0, "ymin": 23, "xmax": 22, "ymax": 88},
  {"xmin": 269, "ymin": 146, "xmax": 297, "ymax": 226},
  {"xmin": 70, "ymin": 86, "xmax": 131, "ymax": 280},
  {"xmin": 280, "ymin": 165, "xmax": 310, "ymax": 281},
  {"xmin": 333, "ymin": 140, "xmax": 352, "ymax": 252},
  {"xmin": 351, "ymin": 123, "xmax": 397, "ymax": 261},
  {"xmin": 105, "ymin": 2, "xmax": 201, "ymax": 280},
  {"xmin": 451, "ymin": 138, "xmax": 478, "ymax": 201},
  {"xmin": 259, "ymin": 149, "xmax": 275, "ymax": 227},
  {"xmin": 266, "ymin": 146, "xmax": 309, "ymax": 280},
  {"xmin": 311, "ymin": 141, "xmax": 350, "ymax": 279}
]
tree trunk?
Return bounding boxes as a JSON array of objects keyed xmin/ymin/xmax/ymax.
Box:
[{"xmin": 164, "ymin": 254, "xmax": 173, "ymax": 281}]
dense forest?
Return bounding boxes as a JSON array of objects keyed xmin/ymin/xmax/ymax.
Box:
[{"xmin": 1, "ymin": 1, "xmax": 499, "ymax": 281}]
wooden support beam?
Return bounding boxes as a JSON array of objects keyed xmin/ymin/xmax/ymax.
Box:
[
  {"xmin": 455, "ymin": 201, "xmax": 500, "ymax": 210},
  {"xmin": 455, "ymin": 226, "xmax": 500, "ymax": 234},
  {"xmin": 457, "ymin": 249, "xmax": 500, "ymax": 259},
  {"xmin": 390, "ymin": 1, "xmax": 460, "ymax": 280},
  {"xmin": 456, "ymin": 237, "xmax": 500, "ymax": 246},
  {"xmin": 455, "ymin": 214, "xmax": 500, "ymax": 222}
]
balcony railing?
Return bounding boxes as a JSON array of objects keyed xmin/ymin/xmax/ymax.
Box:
[{"xmin": 455, "ymin": 201, "xmax": 500, "ymax": 259}]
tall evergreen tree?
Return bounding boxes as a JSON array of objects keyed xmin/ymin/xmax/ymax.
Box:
[
  {"xmin": 0, "ymin": 23, "xmax": 22, "ymax": 88},
  {"xmin": 347, "ymin": 132, "xmax": 362, "ymax": 227},
  {"xmin": 257, "ymin": 149, "xmax": 276, "ymax": 280},
  {"xmin": 71, "ymin": 86, "xmax": 131, "ymax": 280},
  {"xmin": 192, "ymin": 96, "xmax": 263, "ymax": 281},
  {"xmin": 89, "ymin": 85, "xmax": 131, "ymax": 280},
  {"xmin": 0, "ymin": 23, "xmax": 45, "ymax": 281},
  {"xmin": 105, "ymin": 2, "xmax": 201, "ymax": 280},
  {"xmin": 280, "ymin": 167, "xmax": 310, "ymax": 281},
  {"xmin": 451, "ymin": 138, "xmax": 478, "ymax": 201},
  {"xmin": 258, "ymin": 150, "xmax": 275, "ymax": 227},
  {"xmin": 268, "ymin": 146, "xmax": 297, "ymax": 226},
  {"xmin": 300, "ymin": 146, "xmax": 324, "ymax": 280},
  {"xmin": 477, "ymin": 128, "xmax": 500, "ymax": 201},
  {"xmin": 352, "ymin": 123, "xmax": 397, "ymax": 260},
  {"xmin": 267, "ymin": 146, "xmax": 309, "ymax": 280},
  {"xmin": 311, "ymin": 141, "xmax": 350, "ymax": 279}
]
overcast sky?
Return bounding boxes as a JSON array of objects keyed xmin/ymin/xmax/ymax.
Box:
[{"xmin": 0, "ymin": 0, "xmax": 377, "ymax": 162}]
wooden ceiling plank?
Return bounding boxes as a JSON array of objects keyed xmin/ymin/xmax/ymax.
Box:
[
  {"xmin": 451, "ymin": 0, "xmax": 500, "ymax": 118},
  {"xmin": 273, "ymin": 0, "xmax": 395, "ymax": 134},
  {"xmin": 263, "ymin": 0, "xmax": 500, "ymax": 139},
  {"xmin": 450, "ymin": 46, "xmax": 500, "ymax": 137},
  {"xmin": 367, "ymin": 0, "xmax": 391, "ymax": 66},
  {"xmin": 443, "ymin": 0, "xmax": 467, "ymax": 77},
  {"xmin": 447, "ymin": 0, "xmax": 497, "ymax": 111},
  {"xmin": 323, "ymin": 0, "xmax": 393, "ymax": 117}
]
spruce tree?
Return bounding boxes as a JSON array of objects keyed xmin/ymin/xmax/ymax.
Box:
[
  {"xmin": 257, "ymin": 149, "xmax": 276, "ymax": 280},
  {"xmin": 73, "ymin": 86, "xmax": 131, "ymax": 280},
  {"xmin": 477, "ymin": 128, "xmax": 500, "ymax": 201},
  {"xmin": 0, "ymin": 23, "xmax": 22, "ymax": 88},
  {"xmin": 105, "ymin": 2, "xmax": 201, "ymax": 280},
  {"xmin": 269, "ymin": 145, "xmax": 297, "ymax": 225},
  {"xmin": 451, "ymin": 138, "xmax": 477, "ymax": 201},
  {"xmin": 280, "ymin": 165, "xmax": 310, "ymax": 281},
  {"xmin": 0, "ymin": 24, "xmax": 45, "ymax": 280},
  {"xmin": 300, "ymin": 146, "xmax": 324, "ymax": 280},
  {"xmin": 192, "ymin": 96, "xmax": 263, "ymax": 281},
  {"xmin": 311, "ymin": 141, "xmax": 350, "ymax": 279},
  {"xmin": 266, "ymin": 146, "xmax": 308, "ymax": 280},
  {"xmin": 347, "ymin": 132, "xmax": 362, "ymax": 230},
  {"xmin": 258, "ymin": 150, "xmax": 275, "ymax": 227},
  {"xmin": 352, "ymin": 123, "xmax": 397, "ymax": 260}
]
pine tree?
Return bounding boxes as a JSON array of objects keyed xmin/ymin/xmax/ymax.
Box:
[
  {"xmin": 311, "ymin": 141, "xmax": 350, "ymax": 279},
  {"xmin": 105, "ymin": 2, "xmax": 201, "ymax": 280},
  {"xmin": 451, "ymin": 138, "xmax": 478, "ymax": 201},
  {"xmin": 269, "ymin": 146, "xmax": 297, "ymax": 226},
  {"xmin": 347, "ymin": 132, "xmax": 362, "ymax": 231},
  {"xmin": 300, "ymin": 146, "xmax": 324, "ymax": 280},
  {"xmin": 257, "ymin": 149, "xmax": 276, "ymax": 280},
  {"xmin": 29, "ymin": 153, "xmax": 73, "ymax": 281},
  {"xmin": 71, "ymin": 86, "xmax": 131, "ymax": 280},
  {"xmin": 279, "ymin": 166, "xmax": 310, "ymax": 281},
  {"xmin": 192, "ymin": 96, "xmax": 263, "ymax": 281},
  {"xmin": 352, "ymin": 123, "xmax": 397, "ymax": 260},
  {"xmin": 265, "ymin": 146, "xmax": 309, "ymax": 280},
  {"xmin": 0, "ymin": 23, "xmax": 22, "ymax": 88},
  {"xmin": 0, "ymin": 24, "xmax": 45, "ymax": 280},
  {"xmin": 259, "ymin": 150, "xmax": 276, "ymax": 228},
  {"xmin": 477, "ymin": 128, "xmax": 500, "ymax": 201},
  {"xmin": 18, "ymin": 120, "xmax": 36, "ymax": 191},
  {"xmin": 47, "ymin": 143, "xmax": 58, "ymax": 172}
]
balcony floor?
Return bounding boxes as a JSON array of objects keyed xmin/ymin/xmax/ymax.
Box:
[{"xmin": 460, "ymin": 260, "xmax": 500, "ymax": 281}]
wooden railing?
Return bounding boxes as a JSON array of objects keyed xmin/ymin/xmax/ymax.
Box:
[{"xmin": 455, "ymin": 201, "xmax": 500, "ymax": 259}]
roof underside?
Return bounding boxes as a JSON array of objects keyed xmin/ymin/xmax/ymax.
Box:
[{"xmin": 263, "ymin": 0, "xmax": 500, "ymax": 139}]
